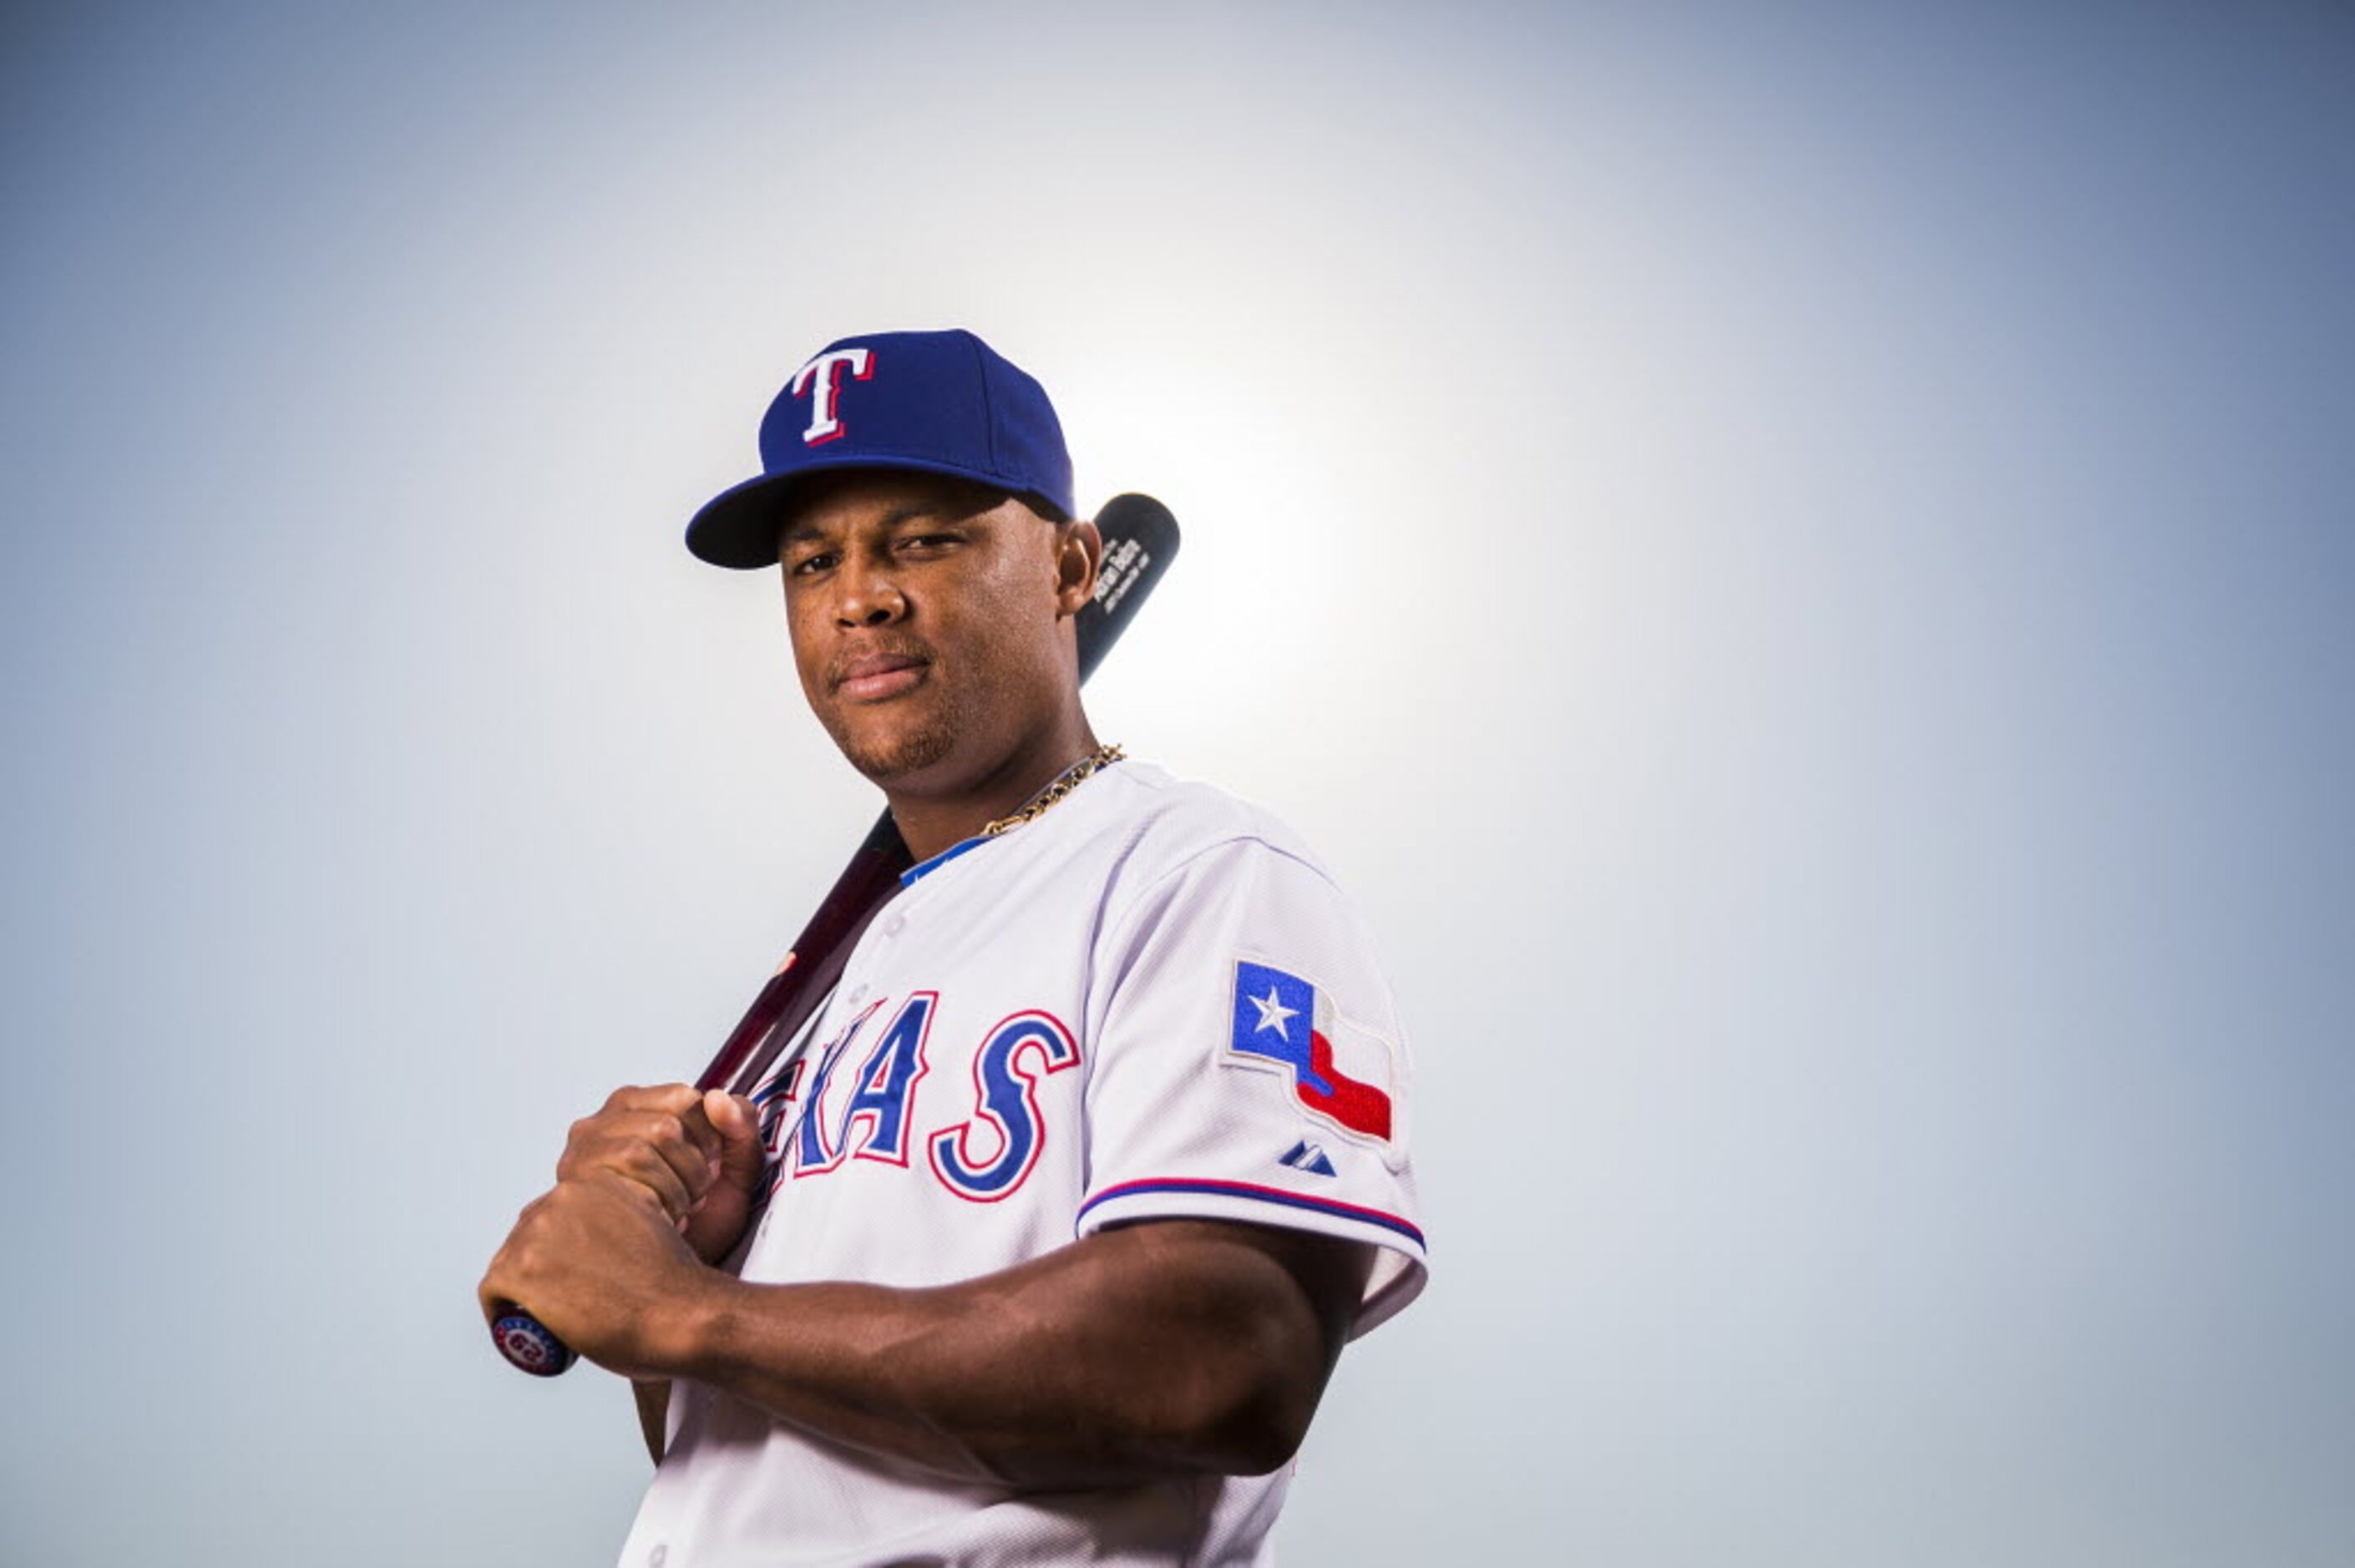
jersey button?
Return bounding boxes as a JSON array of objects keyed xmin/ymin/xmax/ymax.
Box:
[
  {"xmin": 847, "ymin": 984, "xmax": 868, "ymax": 1005},
  {"xmin": 884, "ymin": 913, "xmax": 907, "ymax": 937}
]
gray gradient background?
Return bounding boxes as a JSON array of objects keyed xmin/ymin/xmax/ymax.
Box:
[{"xmin": 5, "ymin": 3, "xmax": 2351, "ymax": 1564}]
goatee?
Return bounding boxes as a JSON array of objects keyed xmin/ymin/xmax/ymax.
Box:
[{"xmin": 823, "ymin": 701, "xmax": 964, "ymax": 781}]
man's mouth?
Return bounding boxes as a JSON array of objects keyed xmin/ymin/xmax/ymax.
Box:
[{"xmin": 833, "ymin": 650, "xmax": 929, "ymax": 702}]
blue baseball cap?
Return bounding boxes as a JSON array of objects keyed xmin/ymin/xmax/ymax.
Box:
[{"xmin": 685, "ymin": 328, "xmax": 1076, "ymax": 569}]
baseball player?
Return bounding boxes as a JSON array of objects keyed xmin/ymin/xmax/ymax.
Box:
[{"xmin": 479, "ymin": 329, "xmax": 1426, "ymax": 1566}]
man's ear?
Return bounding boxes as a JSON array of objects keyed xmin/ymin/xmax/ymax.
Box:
[{"xmin": 1054, "ymin": 518, "xmax": 1102, "ymax": 617}]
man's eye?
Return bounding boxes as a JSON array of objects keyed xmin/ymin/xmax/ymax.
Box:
[
  {"xmin": 897, "ymin": 533, "xmax": 960, "ymax": 552},
  {"xmin": 789, "ymin": 552, "xmax": 836, "ymax": 575}
]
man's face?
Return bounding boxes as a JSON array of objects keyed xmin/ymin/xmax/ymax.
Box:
[{"xmin": 777, "ymin": 470, "xmax": 1089, "ymax": 789}]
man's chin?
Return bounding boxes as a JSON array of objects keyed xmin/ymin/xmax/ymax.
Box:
[{"xmin": 834, "ymin": 719, "xmax": 959, "ymax": 783}]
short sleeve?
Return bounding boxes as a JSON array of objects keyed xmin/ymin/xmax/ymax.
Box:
[{"xmin": 1077, "ymin": 837, "xmax": 1427, "ymax": 1336}]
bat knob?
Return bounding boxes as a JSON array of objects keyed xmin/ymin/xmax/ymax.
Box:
[{"xmin": 491, "ymin": 1307, "xmax": 576, "ymax": 1376}]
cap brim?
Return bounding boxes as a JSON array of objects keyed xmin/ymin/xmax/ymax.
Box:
[
  {"xmin": 684, "ymin": 469, "xmax": 806, "ymax": 569},
  {"xmin": 684, "ymin": 455, "xmax": 1065, "ymax": 569}
]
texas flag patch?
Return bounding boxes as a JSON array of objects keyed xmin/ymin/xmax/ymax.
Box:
[{"xmin": 1227, "ymin": 959, "xmax": 1395, "ymax": 1143}]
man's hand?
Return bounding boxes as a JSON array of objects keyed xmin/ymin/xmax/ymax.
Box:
[
  {"xmin": 477, "ymin": 1085, "xmax": 766, "ymax": 1378},
  {"xmin": 551, "ymin": 1085, "xmax": 767, "ymax": 1266}
]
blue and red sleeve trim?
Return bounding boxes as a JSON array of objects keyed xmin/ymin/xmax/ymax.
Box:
[{"xmin": 1076, "ymin": 1177, "xmax": 1426, "ymax": 1250}]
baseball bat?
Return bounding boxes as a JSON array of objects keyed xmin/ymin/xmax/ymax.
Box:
[{"xmin": 491, "ymin": 493, "xmax": 1180, "ymax": 1376}]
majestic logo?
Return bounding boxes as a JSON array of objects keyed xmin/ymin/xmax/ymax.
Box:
[
  {"xmin": 790, "ymin": 346, "xmax": 875, "ymax": 445},
  {"xmin": 1227, "ymin": 959, "xmax": 1394, "ymax": 1142},
  {"xmin": 1278, "ymin": 1139, "xmax": 1338, "ymax": 1177}
]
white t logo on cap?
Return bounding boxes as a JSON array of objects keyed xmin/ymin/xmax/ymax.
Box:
[{"xmin": 791, "ymin": 346, "xmax": 875, "ymax": 445}]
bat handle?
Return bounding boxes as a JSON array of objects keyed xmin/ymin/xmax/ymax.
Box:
[{"xmin": 490, "ymin": 1302, "xmax": 577, "ymax": 1377}]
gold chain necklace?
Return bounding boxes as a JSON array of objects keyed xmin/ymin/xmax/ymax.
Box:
[{"xmin": 981, "ymin": 742, "xmax": 1125, "ymax": 837}]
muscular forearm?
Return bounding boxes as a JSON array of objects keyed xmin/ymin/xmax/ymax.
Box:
[{"xmin": 651, "ymin": 1222, "xmax": 1365, "ymax": 1490}]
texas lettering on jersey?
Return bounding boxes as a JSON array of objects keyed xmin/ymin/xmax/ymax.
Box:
[{"xmin": 751, "ymin": 992, "xmax": 1084, "ymax": 1204}]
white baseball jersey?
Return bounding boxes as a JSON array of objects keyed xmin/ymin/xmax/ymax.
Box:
[{"xmin": 617, "ymin": 761, "xmax": 1426, "ymax": 1568}]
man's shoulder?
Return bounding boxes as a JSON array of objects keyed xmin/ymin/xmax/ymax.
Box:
[{"xmin": 1094, "ymin": 761, "xmax": 1334, "ymax": 886}]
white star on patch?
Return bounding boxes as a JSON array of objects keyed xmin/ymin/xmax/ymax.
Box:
[{"xmin": 1249, "ymin": 985, "xmax": 1299, "ymax": 1040}]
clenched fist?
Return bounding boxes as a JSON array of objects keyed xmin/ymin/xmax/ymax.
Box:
[
  {"xmin": 556, "ymin": 1085, "xmax": 767, "ymax": 1266},
  {"xmin": 479, "ymin": 1085, "xmax": 765, "ymax": 1376}
]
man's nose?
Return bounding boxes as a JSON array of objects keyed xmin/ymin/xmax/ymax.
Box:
[{"xmin": 833, "ymin": 552, "xmax": 906, "ymax": 627}]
